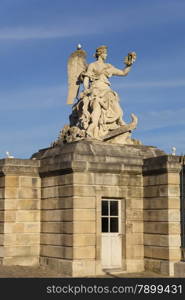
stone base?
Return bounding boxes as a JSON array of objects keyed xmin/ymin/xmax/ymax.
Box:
[
  {"xmin": 145, "ymin": 258, "xmax": 178, "ymax": 276},
  {"xmin": 40, "ymin": 257, "xmax": 96, "ymax": 277},
  {"xmin": 174, "ymin": 262, "xmax": 185, "ymax": 277},
  {"xmin": 2, "ymin": 256, "xmax": 39, "ymax": 266},
  {"xmin": 126, "ymin": 259, "xmax": 144, "ymax": 273},
  {"xmin": 32, "ymin": 140, "xmax": 165, "ymax": 161},
  {"xmin": 40, "ymin": 256, "xmax": 144, "ymax": 277},
  {"xmin": 0, "ymin": 140, "xmax": 182, "ymax": 277}
]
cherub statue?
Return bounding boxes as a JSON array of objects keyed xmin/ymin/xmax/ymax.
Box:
[{"xmin": 57, "ymin": 44, "xmax": 138, "ymax": 144}]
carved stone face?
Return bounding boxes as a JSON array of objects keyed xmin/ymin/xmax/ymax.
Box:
[
  {"xmin": 98, "ymin": 51, "xmax": 107, "ymax": 61},
  {"xmin": 101, "ymin": 51, "xmax": 107, "ymax": 60},
  {"xmin": 94, "ymin": 46, "xmax": 108, "ymax": 60}
]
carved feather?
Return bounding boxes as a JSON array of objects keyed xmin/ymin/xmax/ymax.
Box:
[{"xmin": 67, "ymin": 48, "xmax": 87, "ymax": 105}]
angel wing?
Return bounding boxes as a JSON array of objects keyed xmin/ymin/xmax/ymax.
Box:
[{"xmin": 67, "ymin": 47, "xmax": 87, "ymax": 105}]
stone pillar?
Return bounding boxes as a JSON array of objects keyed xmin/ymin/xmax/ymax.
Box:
[
  {"xmin": 0, "ymin": 158, "xmax": 40, "ymax": 266},
  {"xmin": 125, "ymin": 172, "xmax": 144, "ymax": 273},
  {"xmin": 143, "ymin": 155, "xmax": 181, "ymax": 276},
  {"xmin": 39, "ymin": 161, "xmax": 97, "ymax": 276}
]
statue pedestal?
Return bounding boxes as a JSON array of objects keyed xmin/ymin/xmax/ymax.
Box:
[
  {"xmin": 33, "ymin": 140, "xmax": 171, "ymax": 277},
  {"xmin": 0, "ymin": 140, "xmax": 182, "ymax": 276}
]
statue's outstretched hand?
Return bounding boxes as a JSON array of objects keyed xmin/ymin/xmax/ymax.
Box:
[{"xmin": 124, "ymin": 52, "xmax": 137, "ymax": 66}]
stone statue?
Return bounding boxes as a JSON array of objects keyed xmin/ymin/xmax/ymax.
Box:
[{"xmin": 55, "ymin": 45, "xmax": 139, "ymax": 145}]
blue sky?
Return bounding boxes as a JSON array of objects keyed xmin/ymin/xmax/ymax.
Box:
[{"xmin": 0, "ymin": 0, "xmax": 185, "ymax": 158}]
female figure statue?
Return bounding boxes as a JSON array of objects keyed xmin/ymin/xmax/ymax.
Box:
[
  {"xmin": 61, "ymin": 45, "xmax": 137, "ymax": 144},
  {"xmin": 81, "ymin": 45, "xmax": 136, "ymax": 139}
]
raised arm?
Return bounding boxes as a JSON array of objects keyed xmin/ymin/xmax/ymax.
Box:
[
  {"xmin": 111, "ymin": 52, "xmax": 136, "ymax": 77},
  {"xmin": 110, "ymin": 65, "xmax": 132, "ymax": 77}
]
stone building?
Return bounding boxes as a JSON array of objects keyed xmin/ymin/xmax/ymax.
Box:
[{"xmin": 0, "ymin": 140, "xmax": 184, "ymax": 277}]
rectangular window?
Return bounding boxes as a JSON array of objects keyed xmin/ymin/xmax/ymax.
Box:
[
  {"xmin": 102, "ymin": 200, "xmax": 108, "ymax": 216},
  {"xmin": 110, "ymin": 217, "xmax": 118, "ymax": 232},
  {"xmin": 110, "ymin": 201, "xmax": 118, "ymax": 216},
  {"xmin": 102, "ymin": 217, "xmax": 109, "ymax": 232},
  {"xmin": 101, "ymin": 199, "xmax": 119, "ymax": 233}
]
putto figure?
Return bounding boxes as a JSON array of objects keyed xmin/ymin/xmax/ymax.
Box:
[{"xmin": 56, "ymin": 45, "xmax": 139, "ymax": 145}]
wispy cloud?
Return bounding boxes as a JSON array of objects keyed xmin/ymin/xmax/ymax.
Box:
[
  {"xmin": 138, "ymin": 108, "xmax": 185, "ymax": 131},
  {"xmin": 0, "ymin": 26, "xmax": 94, "ymax": 40},
  {"xmin": 0, "ymin": 122, "xmax": 60, "ymax": 159},
  {"xmin": 137, "ymin": 129, "xmax": 185, "ymax": 155},
  {"xmin": 0, "ymin": 84, "xmax": 67, "ymax": 110},
  {"xmin": 0, "ymin": 12, "xmax": 122, "ymax": 40},
  {"xmin": 0, "ymin": 1, "xmax": 184, "ymax": 41},
  {"xmin": 116, "ymin": 79, "xmax": 185, "ymax": 89}
]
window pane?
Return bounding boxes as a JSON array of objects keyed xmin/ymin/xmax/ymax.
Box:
[
  {"xmin": 102, "ymin": 217, "xmax": 108, "ymax": 232},
  {"xmin": 102, "ymin": 201, "xmax": 108, "ymax": 216},
  {"xmin": 110, "ymin": 217, "xmax": 118, "ymax": 232},
  {"xmin": 110, "ymin": 201, "xmax": 118, "ymax": 216}
]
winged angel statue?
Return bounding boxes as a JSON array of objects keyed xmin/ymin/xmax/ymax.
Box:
[{"xmin": 56, "ymin": 45, "xmax": 139, "ymax": 145}]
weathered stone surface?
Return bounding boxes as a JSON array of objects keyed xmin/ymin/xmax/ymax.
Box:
[
  {"xmin": 144, "ymin": 197, "xmax": 180, "ymax": 209},
  {"xmin": 4, "ymin": 233, "xmax": 40, "ymax": 246},
  {"xmin": 42, "ymin": 209, "xmax": 95, "ymax": 222},
  {"xmin": 174, "ymin": 262, "xmax": 185, "ymax": 277},
  {"xmin": 41, "ymin": 233, "xmax": 95, "ymax": 247},
  {"xmin": 16, "ymin": 211, "xmax": 40, "ymax": 222},
  {"xmin": 72, "ymin": 260, "xmax": 96, "ymax": 277},
  {"xmin": 144, "ymin": 234, "xmax": 180, "ymax": 247},
  {"xmin": 126, "ymin": 245, "xmax": 144, "ymax": 259},
  {"xmin": 20, "ymin": 176, "xmax": 40, "ymax": 187},
  {"xmin": 3, "ymin": 256, "xmax": 39, "ymax": 266},
  {"xmin": 126, "ymin": 221, "xmax": 144, "ymax": 233},
  {"xmin": 127, "ymin": 198, "xmax": 143, "ymax": 209},
  {"xmin": 126, "ymin": 233, "xmax": 143, "ymax": 245},
  {"xmin": 0, "ymin": 159, "xmax": 41, "ymax": 266},
  {"xmin": 0, "ymin": 234, "xmax": 4, "ymax": 246},
  {"xmin": 5, "ymin": 176, "xmax": 19, "ymax": 187},
  {"xmin": 143, "ymin": 154, "xmax": 181, "ymax": 277},
  {"xmin": 127, "ymin": 209, "xmax": 143, "ymax": 221},
  {"xmin": 41, "ymin": 245, "xmax": 72, "ymax": 259},
  {"xmin": 73, "ymin": 246, "xmax": 95, "ymax": 259},
  {"xmin": 126, "ymin": 259, "xmax": 144, "ymax": 273},
  {"xmin": 73, "ymin": 221, "xmax": 96, "ymax": 234},
  {"xmin": 144, "ymin": 222, "xmax": 180, "ymax": 234},
  {"xmin": 144, "ymin": 209, "xmax": 180, "ymax": 222},
  {"xmin": 4, "ymin": 245, "xmax": 40, "ymax": 257}
]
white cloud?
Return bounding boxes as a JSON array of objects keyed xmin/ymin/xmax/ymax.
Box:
[
  {"xmin": 0, "ymin": 2, "xmax": 184, "ymax": 40},
  {"xmin": 0, "ymin": 85, "xmax": 67, "ymax": 110},
  {"xmin": 0, "ymin": 12, "xmax": 118, "ymax": 40},
  {"xmin": 115, "ymin": 79, "xmax": 185, "ymax": 89},
  {"xmin": 0, "ymin": 123, "xmax": 58, "ymax": 159},
  {"xmin": 138, "ymin": 129, "xmax": 185, "ymax": 156},
  {"xmin": 0, "ymin": 26, "xmax": 91, "ymax": 40},
  {"xmin": 137, "ymin": 108, "xmax": 185, "ymax": 131},
  {"xmin": 0, "ymin": 115, "xmax": 65, "ymax": 158}
]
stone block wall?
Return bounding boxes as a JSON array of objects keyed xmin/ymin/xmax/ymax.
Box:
[
  {"xmin": 143, "ymin": 155, "xmax": 181, "ymax": 276},
  {"xmin": 37, "ymin": 142, "xmax": 144, "ymax": 276},
  {"xmin": 0, "ymin": 142, "xmax": 183, "ymax": 277},
  {"xmin": 40, "ymin": 173, "xmax": 75, "ymax": 276},
  {"xmin": 0, "ymin": 158, "xmax": 41, "ymax": 266}
]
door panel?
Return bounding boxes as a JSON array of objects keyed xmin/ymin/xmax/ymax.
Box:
[{"xmin": 101, "ymin": 199, "xmax": 122, "ymax": 269}]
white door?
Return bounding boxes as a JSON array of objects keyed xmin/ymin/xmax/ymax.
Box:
[{"xmin": 101, "ymin": 199, "xmax": 122, "ymax": 269}]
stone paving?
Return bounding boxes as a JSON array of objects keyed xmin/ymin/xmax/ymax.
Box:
[{"xmin": 0, "ymin": 265, "xmax": 168, "ymax": 278}]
